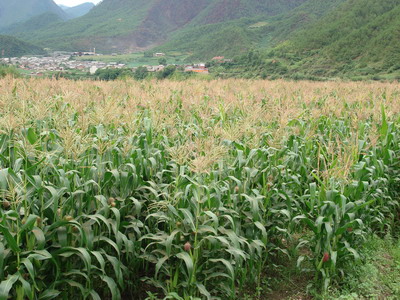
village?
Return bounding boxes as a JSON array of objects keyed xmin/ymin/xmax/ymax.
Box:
[
  {"xmin": 0, "ymin": 51, "xmax": 228, "ymax": 76},
  {"xmin": 0, "ymin": 52, "xmax": 126, "ymax": 76}
]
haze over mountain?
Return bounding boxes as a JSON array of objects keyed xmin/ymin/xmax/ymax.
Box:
[
  {"xmin": 60, "ymin": 2, "xmax": 95, "ymax": 19},
  {"xmin": 1, "ymin": 12, "xmax": 65, "ymax": 36},
  {"xmin": 0, "ymin": 0, "xmax": 66, "ymax": 29}
]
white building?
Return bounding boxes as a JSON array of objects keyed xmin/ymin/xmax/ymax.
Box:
[{"xmin": 90, "ymin": 66, "xmax": 98, "ymax": 74}]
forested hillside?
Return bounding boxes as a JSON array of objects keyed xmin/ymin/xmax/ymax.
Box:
[
  {"xmin": 190, "ymin": 0, "xmax": 306, "ymax": 25},
  {"xmin": 12, "ymin": 0, "xmax": 155, "ymax": 52},
  {"xmin": 10, "ymin": 0, "xmax": 307, "ymax": 53},
  {"xmin": 1, "ymin": 0, "xmax": 399, "ymax": 78},
  {"xmin": 280, "ymin": 0, "xmax": 400, "ymax": 77},
  {"xmin": 156, "ymin": 0, "xmax": 346, "ymax": 60},
  {"xmin": 0, "ymin": 35, "xmax": 45, "ymax": 57},
  {"xmin": 0, "ymin": 0, "xmax": 66, "ymax": 29},
  {"xmin": 213, "ymin": 0, "xmax": 400, "ymax": 79},
  {"xmin": 1, "ymin": 12, "xmax": 64, "ymax": 35}
]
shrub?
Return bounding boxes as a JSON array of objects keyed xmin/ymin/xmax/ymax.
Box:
[{"xmin": 0, "ymin": 64, "xmax": 20, "ymax": 78}]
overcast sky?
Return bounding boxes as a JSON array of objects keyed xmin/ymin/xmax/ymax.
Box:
[{"xmin": 54, "ymin": 0, "xmax": 102, "ymax": 6}]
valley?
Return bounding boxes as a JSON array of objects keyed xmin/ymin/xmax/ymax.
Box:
[{"xmin": 1, "ymin": 0, "xmax": 399, "ymax": 79}]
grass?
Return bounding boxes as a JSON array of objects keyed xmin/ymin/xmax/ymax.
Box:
[
  {"xmin": 326, "ymin": 235, "xmax": 400, "ymax": 300},
  {"xmin": 241, "ymin": 234, "xmax": 400, "ymax": 299},
  {"xmin": 74, "ymin": 52, "xmax": 191, "ymax": 67},
  {"xmin": 248, "ymin": 22, "xmax": 269, "ymax": 28},
  {"xmin": 241, "ymin": 235, "xmax": 400, "ymax": 300},
  {"xmin": 0, "ymin": 77, "xmax": 398, "ymax": 299}
]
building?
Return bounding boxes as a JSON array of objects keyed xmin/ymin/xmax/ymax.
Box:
[
  {"xmin": 154, "ymin": 53, "xmax": 166, "ymax": 57},
  {"xmin": 146, "ymin": 65, "xmax": 165, "ymax": 72},
  {"xmin": 212, "ymin": 56, "xmax": 225, "ymax": 61},
  {"xmin": 2, "ymin": 53, "xmax": 123, "ymax": 74},
  {"xmin": 212, "ymin": 56, "xmax": 232, "ymax": 63},
  {"xmin": 90, "ymin": 66, "xmax": 98, "ymax": 74},
  {"xmin": 184, "ymin": 63, "xmax": 209, "ymax": 74}
]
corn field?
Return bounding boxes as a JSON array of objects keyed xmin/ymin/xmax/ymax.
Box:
[{"xmin": 0, "ymin": 77, "xmax": 399, "ymax": 299}]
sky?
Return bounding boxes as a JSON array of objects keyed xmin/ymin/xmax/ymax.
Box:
[{"xmin": 54, "ymin": 0, "xmax": 102, "ymax": 7}]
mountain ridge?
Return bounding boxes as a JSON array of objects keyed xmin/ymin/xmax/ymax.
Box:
[
  {"xmin": 1, "ymin": 0, "xmax": 399, "ymax": 78},
  {"xmin": 61, "ymin": 2, "xmax": 95, "ymax": 19},
  {"xmin": 10, "ymin": 0, "xmax": 308, "ymax": 52},
  {"xmin": 0, "ymin": 0, "xmax": 66, "ymax": 29}
]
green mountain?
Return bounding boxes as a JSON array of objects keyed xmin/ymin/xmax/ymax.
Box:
[
  {"xmin": 216, "ymin": 0, "xmax": 400, "ymax": 79},
  {"xmin": 0, "ymin": 35, "xmax": 45, "ymax": 57},
  {"xmin": 1, "ymin": 12, "xmax": 64, "ymax": 35},
  {"xmin": 3, "ymin": 0, "xmax": 398, "ymax": 78},
  {"xmin": 61, "ymin": 2, "xmax": 95, "ymax": 19},
  {"xmin": 11, "ymin": 0, "xmax": 307, "ymax": 53},
  {"xmin": 155, "ymin": 19, "xmax": 261, "ymax": 60},
  {"xmin": 0, "ymin": 2, "xmax": 93, "ymax": 35},
  {"xmin": 0, "ymin": 0, "xmax": 66, "ymax": 29},
  {"xmin": 278, "ymin": 0, "xmax": 400, "ymax": 77},
  {"xmin": 156, "ymin": 0, "xmax": 346, "ymax": 60},
  {"xmin": 189, "ymin": 0, "xmax": 308, "ymax": 25},
  {"xmin": 12, "ymin": 0, "xmax": 155, "ymax": 52}
]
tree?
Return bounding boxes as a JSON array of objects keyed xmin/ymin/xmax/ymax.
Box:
[
  {"xmin": 94, "ymin": 68, "xmax": 133, "ymax": 81},
  {"xmin": 158, "ymin": 57, "xmax": 167, "ymax": 65},
  {"xmin": 0, "ymin": 64, "xmax": 20, "ymax": 78},
  {"xmin": 156, "ymin": 65, "xmax": 176, "ymax": 79},
  {"xmin": 134, "ymin": 66, "xmax": 148, "ymax": 80}
]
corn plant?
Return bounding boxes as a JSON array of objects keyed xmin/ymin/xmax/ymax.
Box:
[{"xmin": 0, "ymin": 78, "xmax": 399, "ymax": 299}]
